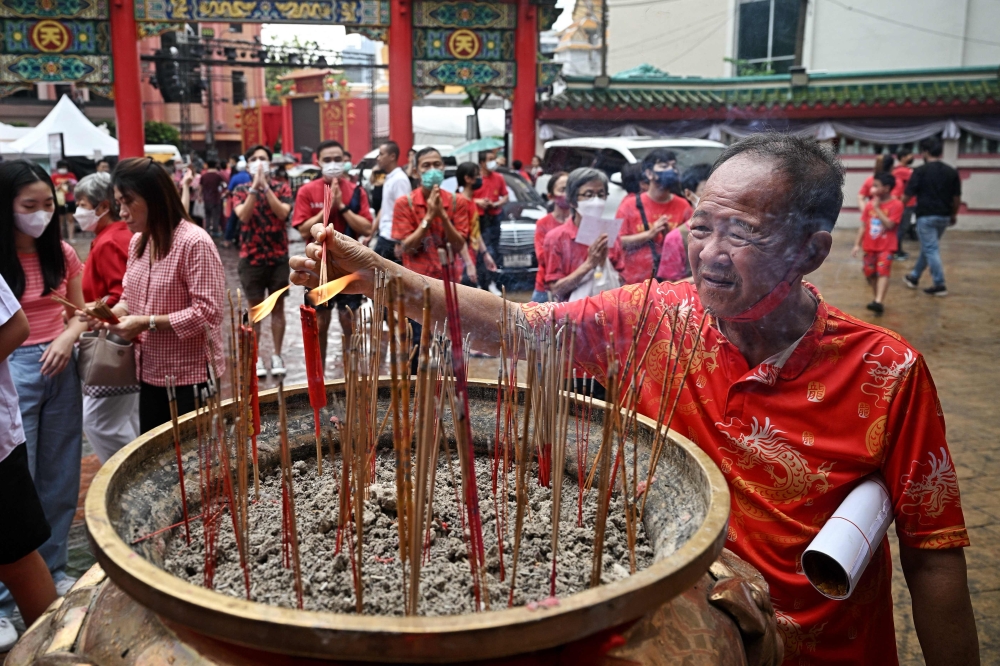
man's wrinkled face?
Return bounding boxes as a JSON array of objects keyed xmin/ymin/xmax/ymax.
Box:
[{"xmin": 688, "ymin": 155, "xmax": 801, "ymax": 318}]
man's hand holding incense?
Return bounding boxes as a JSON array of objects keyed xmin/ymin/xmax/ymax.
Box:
[{"xmin": 290, "ymin": 223, "xmax": 384, "ymax": 297}]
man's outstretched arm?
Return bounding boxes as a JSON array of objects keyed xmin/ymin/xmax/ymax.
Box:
[
  {"xmin": 290, "ymin": 222, "xmax": 510, "ymax": 356},
  {"xmin": 900, "ymin": 545, "xmax": 979, "ymax": 666}
]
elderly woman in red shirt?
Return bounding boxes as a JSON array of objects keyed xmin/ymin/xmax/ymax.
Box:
[
  {"xmin": 81, "ymin": 158, "xmax": 225, "ymax": 433},
  {"xmin": 73, "ymin": 172, "xmax": 139, "ymax": 462}
]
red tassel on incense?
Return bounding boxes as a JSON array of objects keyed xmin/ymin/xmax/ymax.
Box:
[{"xmin": 301, "ymin": 305, "xmax": 327, "ymax": 474}]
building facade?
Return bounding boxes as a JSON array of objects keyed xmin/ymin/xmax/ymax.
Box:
[
  {"xmin": 607, "ymin": 0, "xmax": 1000, "ymax": 79},
  {"xmin": 538, "ymin": 65, "xmax": 1000, "ymax": 229}
]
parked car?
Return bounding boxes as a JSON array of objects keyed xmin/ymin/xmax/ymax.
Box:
[
  {"xmin": 538, "ymin": 137, "xmax": 727, "ymax": 214},
  {"xmin": 441, "ymin": 168, "xmax": 548, "ymax": 289}
]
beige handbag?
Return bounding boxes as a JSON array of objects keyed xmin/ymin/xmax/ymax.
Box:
[{"xmin": 77, "ymin": 329, "xmax": 138, "ymax": 387}]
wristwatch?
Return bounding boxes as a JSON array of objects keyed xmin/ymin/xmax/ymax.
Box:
[
  {"xmin": 148, "ymin": 314, "xmax": 156, "ymax": 331},
  {"xmin": 339, "ymin": 205, "xmax": 349, "ymax": 215},
  {"xmin": 421, "ymin": 219, "xmax": 430, "ymax": 230}
]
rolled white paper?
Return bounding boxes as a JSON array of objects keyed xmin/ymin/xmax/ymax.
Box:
[{"xmin": 801, "ymin": 474, "xmax": 893, "ymax": 600}]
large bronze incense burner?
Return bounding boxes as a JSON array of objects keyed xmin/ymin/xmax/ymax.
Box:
[{"xmin": 75, "ymin": 379, "xmax": 728, "ymax": 663}]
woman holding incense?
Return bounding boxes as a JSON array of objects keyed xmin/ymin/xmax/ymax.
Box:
[
  {"xmin": 78, "ymin": 158, "xmax": 225, "ymax": 434},
  {"xmin": 0, "ymin": 159, "xmax": 87, "ymax": 601},
  {"xmin": 74, "ymin": 172, "xmax": 140, "ymax": 463}
]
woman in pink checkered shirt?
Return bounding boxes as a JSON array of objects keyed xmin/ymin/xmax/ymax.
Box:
[{"xmin": 80, "ymin": 158, "xmax": 225, "ymax": 433}]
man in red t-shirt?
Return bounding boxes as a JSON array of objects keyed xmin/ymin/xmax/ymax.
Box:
[
  {"xmin": 293, "ymin": 139, "xmax": 373, "ymax": 364},
  {"xmin": 472, "ymin": 150, "xmax": 508, "ymax": 284},
  {"xmin": 392, "ymin": 147, "xmax": 469, "ymax": 280},
  {"xmin": 615, "ymin": 149, "xmax": 692, "ymax": 285},
  {"xmin": 852, "ymin": 172, "xmax": 903, "ymax": 315}
]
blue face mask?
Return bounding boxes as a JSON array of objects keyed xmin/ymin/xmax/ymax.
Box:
[
  {"xmin": 421, "ymin": 168, "xmax": 445, "ymax": 188},
  {"xmin": 654, "ymin": 168, "xmax": 679, "ymax": 190}
]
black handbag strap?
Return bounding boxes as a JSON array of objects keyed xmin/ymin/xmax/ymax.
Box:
[{"xmin": 634, "ymin": 192, "xmax": 661, "ymax": 279}]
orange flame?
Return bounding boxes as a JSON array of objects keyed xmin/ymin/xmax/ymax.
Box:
[
  {"xmin": 249, "ymin": 285, "xmax": 290, "ymax": 323},
  {"xmin": 307, "ymin": 274, "xmax": 358, "ymax": 307}
]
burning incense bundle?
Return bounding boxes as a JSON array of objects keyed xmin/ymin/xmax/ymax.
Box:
[
  {"xmin": 300, "ymin": 304, "xmax": 327, "ymax": 473},
  {"xmin": 276, "ymin": 382, "xmax": 304, "ymax": 609},
  {"xmin": 164, "ymin": 375, "xmax": 191, "ymax": 544},
  {"xmin": 50, "ymin": 293, "xmax": 119, "ymax": 324}
]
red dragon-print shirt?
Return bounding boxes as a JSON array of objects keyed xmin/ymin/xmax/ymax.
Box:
[{"xmin": 521, "ymin": 280, "xmax": 969, "ymax": 666}]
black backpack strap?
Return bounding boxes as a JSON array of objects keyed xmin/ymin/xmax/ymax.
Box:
[
  {"xmin": 634, "ymin": 192, "xmax": 649, "ymax": 231},
  {"xmin": 634, "ymin": 192, "xmax": 661, "ymax": 279}
]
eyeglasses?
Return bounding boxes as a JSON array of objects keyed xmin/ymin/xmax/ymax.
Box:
[{"xmin": 577, "ymin": 190, "xmax": 608, "ymax": 200}]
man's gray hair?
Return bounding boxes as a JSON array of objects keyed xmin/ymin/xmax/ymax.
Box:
[
  {"xmin": 711, "ymin": 133, "xmax": 845, "ymax": 235},
  {"xmin": 565, "ymin": 167, "xmax": 609, "ymax": 207},
  {"xmin": 74, "ymin": 171, "xmax": 113, "ymax": 208}
]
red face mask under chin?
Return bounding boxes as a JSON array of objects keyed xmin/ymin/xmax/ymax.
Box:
[{"xmin": 716, "ymin": 247, "xmax": 807, "ymax": 323}]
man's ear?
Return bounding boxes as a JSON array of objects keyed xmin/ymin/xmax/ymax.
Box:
[{"xmin": 799, "ymin": 230, "xmax": 832, "ymax": 276}]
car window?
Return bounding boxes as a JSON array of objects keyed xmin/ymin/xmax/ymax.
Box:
[
  {"xmin": 543, "ymin": 146, "xmax": 598, "ymax": 173},
  {"xmin": 629, "ymin": 146, "xmax": 725, "ymax": 172},
  {"xmin": 501, "ymin": 171, "xmax": 545, "ymax": 205}
]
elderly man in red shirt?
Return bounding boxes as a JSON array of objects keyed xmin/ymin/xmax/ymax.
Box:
[
  {"xmin": 293, "ymin": 139, "xmax": 372, "ymax": 365},
  {"xmin": 292, "ymin": 132, "xmax": 979, "ymax": 666}
]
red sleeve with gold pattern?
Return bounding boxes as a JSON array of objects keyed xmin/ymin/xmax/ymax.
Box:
[
  {"xmin": 521, "ymin": 281, "xmax": 694, "ymax": 387},
  {"xmin": 880, "ymin": 353, "xmax": 970, "ymax": 550}
]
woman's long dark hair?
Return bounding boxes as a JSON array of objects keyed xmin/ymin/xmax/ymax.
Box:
[
  {"xmin": 0, "ymin": 160, "xmax": 64, "ymax": 300},
  {"xmin": 113, "ymin": 157, "xmax": 190, "ymax": 260}
]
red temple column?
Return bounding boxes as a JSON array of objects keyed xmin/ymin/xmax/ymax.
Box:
[
  {"xmin": 110, "ymin": 0, "xmax": 144, "ymax": 157},
  {"xmin": 512, "ymin": 0, "xmax": 537, "ymax": 164},
  {"xmin": 388, "ymin": 0, "xmax": 413, "ymax": 159}
]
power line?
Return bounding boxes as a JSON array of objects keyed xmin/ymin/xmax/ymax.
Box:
[
  {"xmin": 824, "ymin": 0, "xmax": 1000, "ymax": 48},
  {"xmin": 662, "ymin": 15, "xmax": 730, "ymax": 66},
  {"xmin": 607, "ymin": 0, "xmax": 686, "ymax": 8},
  {"xmin": 614, "ymin": 9, "xmax": 729, "ymax": 54}
]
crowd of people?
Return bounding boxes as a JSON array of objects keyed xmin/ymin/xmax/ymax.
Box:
[{"xmin": 0, "ymin": 130, "xmax": 971, "ymax": 658}]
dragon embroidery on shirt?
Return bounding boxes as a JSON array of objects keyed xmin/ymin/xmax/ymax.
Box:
[
  {"xmin": 717, "ymin": 417, "xmax": 834, "ymax": 504},
  {"xmin": 860, "ymin": 345, "xmax": 916, "ymax": 407},
  {"xmin": 775, "ymin": 609, "xmax": 826, "ymax": 660},
  {"xmin": 899, "ymin": 447, "xmax": 961, "ymax": 523}
]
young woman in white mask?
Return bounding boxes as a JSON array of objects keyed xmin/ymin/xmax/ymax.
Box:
[
  {"xmin": 0, "ymin": 159, "xmax": 88, "ymax": 607},
  {"xmin": 74, "ymin": 172, "xmax": 140, "ymax": 464},
  {"xmin": 538, "ymin": 167, "xmax": 624, "ymax": 302}
]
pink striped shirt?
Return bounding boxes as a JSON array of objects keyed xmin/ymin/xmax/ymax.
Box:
[
  {"xmin": 123, "ymin": 221, "xmax": 226, "ymax": 386},
  {"xmin": 18, "ymin": 241, "xmax": 83, "ymax": 346}
]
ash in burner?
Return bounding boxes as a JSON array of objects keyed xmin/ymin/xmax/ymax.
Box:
[{"xmin": 162, "ymin": 454, "xmax": 653, "ymax": 615}]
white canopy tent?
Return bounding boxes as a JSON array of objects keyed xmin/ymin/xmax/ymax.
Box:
[
  {"xmin": 0, "ymin": 122, "xmax": 31, "ymax": 144},
  {"xmin": 0, "ymin": 95, "xmax": 119, "ymax": 159}
]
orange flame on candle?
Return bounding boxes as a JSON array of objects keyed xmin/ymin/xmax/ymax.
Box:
[
  {"xmin": 307, "ymin": 273, "xmax": 358, "ymax": 307},
  {"xmin": 249, "ymin": 285, "xmax": 290, "ymax": 323}
]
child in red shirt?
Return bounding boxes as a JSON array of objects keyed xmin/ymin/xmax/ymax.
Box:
[{"xmin": 852, "ymin": 171, "xmax": 902, "ymax": 315}]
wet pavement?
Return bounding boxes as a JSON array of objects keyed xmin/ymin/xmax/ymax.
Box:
[{"xmin": 62, "ymin": 228, "xmax": 999, "ymax": 664}]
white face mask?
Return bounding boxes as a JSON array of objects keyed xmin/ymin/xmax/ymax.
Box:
[
  {"xmin": 57, "ymin": 168, "xmax": 68, "ymax": 174},
  {"xmin": 249, "ymin": 160, "xmax": 269, "ymax": 175},
  {"xmin": 74, "ymin": 206, "xmax": 104, "ymax": 232},
  {"xmin": 322, "ymin": 161, "xmax": 345, "ymax": 180},
  {"xmin": 15, "ymin": 209, "xmax": 54, "ymax": 238},
  {"xmin": 576, "ymin": 198, "xmax": 607, "ymax": 219},
  {"xmin": 485, "ymin": 160, "xmax": 498, "ymax": 172}
]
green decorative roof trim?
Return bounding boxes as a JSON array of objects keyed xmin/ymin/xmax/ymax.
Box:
[
  {"xmin": 542, "ymin": 67, "xmax": 1000, "ymax": 112},
  {"xmin": 614, "ymin": 63, "xmax": 670, "ymax": 80}
]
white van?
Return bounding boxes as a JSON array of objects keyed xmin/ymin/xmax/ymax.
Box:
[
  {"xmin": 144, "ymin": 144, "xmax": 183, "ymax": 164},
  {"xmin": 539, "ymin": 137, "xmax": 726, "ymax": 214}
]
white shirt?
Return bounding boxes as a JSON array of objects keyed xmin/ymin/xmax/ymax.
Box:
[
  {"xmin": 0, "ymin": 275, "xmax": 25, "ymax": 464},
  {"xmin": 378, "ymin": 167, "xmax": 413, "ymax": 241}
]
